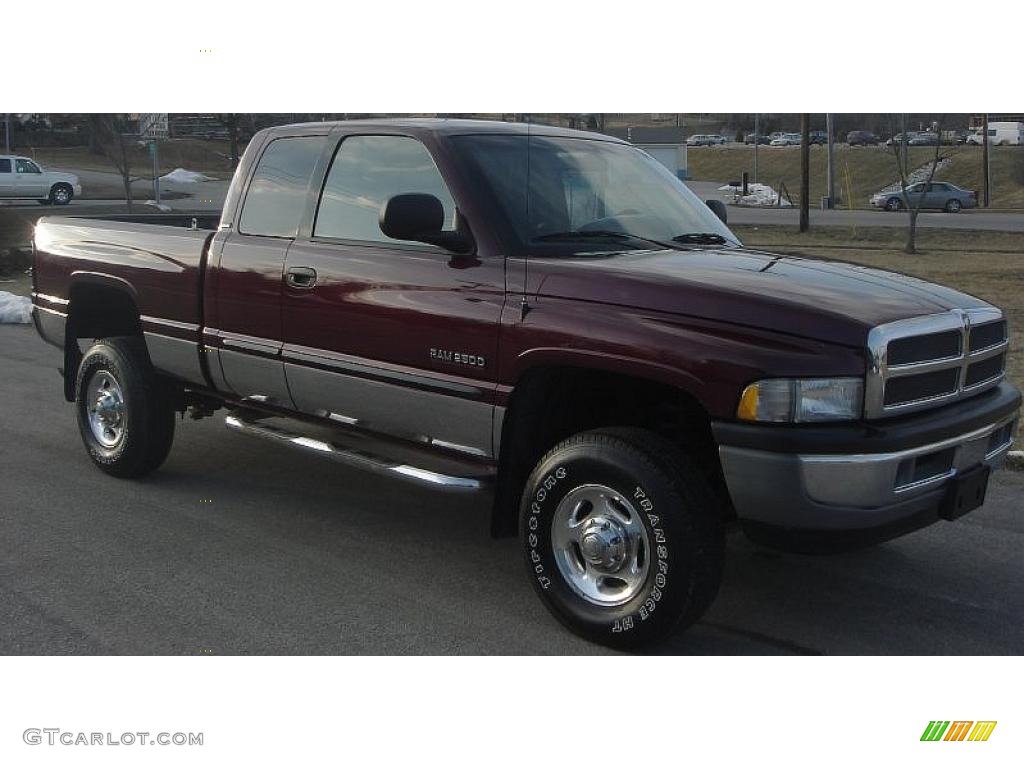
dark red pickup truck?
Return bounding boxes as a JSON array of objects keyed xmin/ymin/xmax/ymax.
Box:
[{"xmin": 31, "ymin": 119, "xmax": 1020, "ymax": 647}]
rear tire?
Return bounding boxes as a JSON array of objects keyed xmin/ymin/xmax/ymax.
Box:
[
  {"xmin": 75, "ymin": 337, "xmax": 175, "ymax": 478},
  {"xmin": 945, "ymin": 199, "xmax": 961, "ymax": 213},
  {"xmin": 520, "ymin": 427, "xmax": 724, "ymax": 649}
]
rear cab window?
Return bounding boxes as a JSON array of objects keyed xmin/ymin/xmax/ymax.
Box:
[{"xmin": 239, "ymin": 137, "xmax": 325, "ymax": 238}]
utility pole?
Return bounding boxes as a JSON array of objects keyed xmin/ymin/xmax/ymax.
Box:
[
  {"xmin": 753, "ymin": 113, "xmax": 759, "ymax": 184},
  {"xmin": 825, "ymin": 113, "xmax": 835, "ymax": 209},
  {"xmin": 3, "ymin": 114, "xmax": 10, "ymax": 154},
  {"xmin": 901, "ymin": 113, "xmax": 909, "ymax": 179},
  {"xmin": 150, "ymin": 140, "xmax": 161, "ymax": 206},
  {"xmin": 799, "ymin": 114, "xmax": 810, "ymax": 232},
  {"xmin": 982, "ymin": 113, "xmax": 990, "ymax": 207}
]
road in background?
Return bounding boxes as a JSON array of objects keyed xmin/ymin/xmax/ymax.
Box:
[
  {"xmin": 2, "ymin": 325, "xmax": 1022, "ymax": 655},
  {"xmin": 38, "ymin": 167, "xmax": 228, "ymax": 212}
]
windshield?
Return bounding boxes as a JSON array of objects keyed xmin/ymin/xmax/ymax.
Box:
[{"xmin": 451, "ymin": 134, "xmax": 739, "ymax": 256}]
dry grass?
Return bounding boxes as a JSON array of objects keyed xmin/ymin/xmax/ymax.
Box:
[
  {"xmin": 688, "ymin": 144, "xmax": 1024, "ymax": 210},
  {"xmin": 736, "ymin": 225, "xmax": 1024, "ymax": 432}
]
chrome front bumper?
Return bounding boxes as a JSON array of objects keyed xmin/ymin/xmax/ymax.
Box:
[{"xmin": 717, "ymin": 412, "xmax": 1017, "ymax": 533}]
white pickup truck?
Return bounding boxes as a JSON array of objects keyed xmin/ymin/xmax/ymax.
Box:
[{"xmin": 0, "ymin": 155, "xmax": 81, "ymax": 205}]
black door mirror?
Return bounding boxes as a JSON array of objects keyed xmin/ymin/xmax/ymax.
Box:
[
  {"xmin": 380, "ymin": 193, "xmax": 472, "ymax": 253},
  {"xmin": 705, "ymin": 198, "xmax": 728, "ymax": 225}
]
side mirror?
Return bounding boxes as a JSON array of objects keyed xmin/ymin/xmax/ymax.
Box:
[
  {"xmin": 380, "ymin": 193, "xmax": 473, "ymax": 253},
  {"xmin": 705, "ymin": 198, "xmax": 728, "ymax": 225}
]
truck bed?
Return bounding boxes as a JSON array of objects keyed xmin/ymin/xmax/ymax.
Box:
[{"xmin": 32, "ymin": 214, "xmax": 221, "ymax": 387}]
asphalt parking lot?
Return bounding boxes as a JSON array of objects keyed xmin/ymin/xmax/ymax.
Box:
[{"xmin": 1, "ymin": 324, "xmax": 1022, "ymax": 655}]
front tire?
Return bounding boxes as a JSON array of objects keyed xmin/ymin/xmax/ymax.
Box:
[
  {"xmin": 945, "ymin": 199, "xmax": 961, "ymax": 213},
  {"xmin": 884, "ymin": 197, "xmax": 902, "ymax": 212},
  {"xmin": 50, "ymin": 183, "xmax": 73, "ymax": 205},
  {"xmin": 75, "ymin": 337, "xmax": 175, "ymax": 478},
  {"xmin": 520, "ymin": 428, "xmax": 724, "ymax": 649}
]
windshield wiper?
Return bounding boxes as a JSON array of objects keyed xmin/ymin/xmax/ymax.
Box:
[
  {"xmin": 671, "ymin": 232, "xmax": 729, "ymax": 246},
  {"xmin": 534, "ymin": 230, "xmax": 684, "ymax": 250}
]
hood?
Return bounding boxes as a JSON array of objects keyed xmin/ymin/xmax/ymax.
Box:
[{"xmin": 530, "ymin": 247, "xmax": 991, "ymax": 348}]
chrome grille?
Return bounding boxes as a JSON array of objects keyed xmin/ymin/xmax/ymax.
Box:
[{"xmin": 865, "ymin": 308, "xmax": 1008, "ymax": 419}]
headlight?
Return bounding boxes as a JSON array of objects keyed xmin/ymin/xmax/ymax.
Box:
[{"xmin": 737, "ymin": 378, "xmax": 863, "ymax": 423}]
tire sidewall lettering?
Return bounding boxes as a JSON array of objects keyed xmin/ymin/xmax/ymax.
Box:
[
  {"xmin": 525, "ymin": 461, "xmax": 671, "ymax": 636},
  {"xmin": 526, "ymin": 465, "xmax": 568, "ymax": 591}
]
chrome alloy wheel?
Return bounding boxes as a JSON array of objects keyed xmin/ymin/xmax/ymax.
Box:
[
  {"xmin": 86, "ymin": 369, "xmax": 126, "ymax": 448},
  {"xmin": 53, "ymin": 186, "xmax": 71, "ymax": 204},
  {"xmin": 551, "ymin": 484, "xmax": 651, "ymax": 606}
]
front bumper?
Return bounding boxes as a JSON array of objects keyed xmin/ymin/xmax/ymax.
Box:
[{"xmin": 713, "ymin": 382, "xmax": 1021, "ymax": 549}]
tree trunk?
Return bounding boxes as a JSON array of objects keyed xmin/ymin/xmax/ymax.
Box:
[
  {"xmin": 118, "ymin": 133, "xmax": 134, "ymax": 213},
  {"xmin": 905, "ymin": 208, "xmax": 919, "ymax": 254}
]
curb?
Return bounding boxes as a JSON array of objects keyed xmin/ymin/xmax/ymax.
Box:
[{"xmin": 1007, "ymin": 451, "xmax": 1024, "ymax": 472}]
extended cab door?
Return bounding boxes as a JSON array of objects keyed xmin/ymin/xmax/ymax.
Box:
[
  {"xmin": 280, "ymin": 132, "xmax": 505, "ymax": 458},
  {"xmin": 14, "ymin": 158, "xmax": 47, "ymax": 198},
  {"xmin": 210, "ymin": 133, "xmax": 326, "ymax": 406}
]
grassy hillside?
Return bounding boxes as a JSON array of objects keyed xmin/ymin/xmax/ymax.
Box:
[{"xmin": 688, "ymin": 144, "xmax": 1024, "ymax": 209}]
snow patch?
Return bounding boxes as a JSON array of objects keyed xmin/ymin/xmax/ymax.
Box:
[
  {"xmin": 160, "ymin": 168, "xmax": 213, "ymax": 184},
  {"xmin": 145, "ymin": 201, "xmax": 173, "ymax": 212},
  {"xmin": 0, "ymin": 291, "xmax": 31, "ymax": 324},
  {"xmin": 718, "ymin": 182, "xmax": 792, "ymax": 207}
]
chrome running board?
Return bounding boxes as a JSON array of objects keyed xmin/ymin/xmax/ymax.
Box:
[{"xmin": 224, "ymin": 412, "xmax": 493, "ymax": 492}]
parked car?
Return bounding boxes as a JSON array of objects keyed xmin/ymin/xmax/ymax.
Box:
[
  {"xmin": 885, "ymin": 132, "xmax": 919, "ymax": 146},
  {"xmin": 846, "ymin": 130, "xmax": 879, "ymax": 146},
  {"xmin": 686, "ymin": 134, "xmax": 727, "ymax": 146},
  {"xmin": 908, "ymin": 132, "xmax": 940, "ymax": 146},
  {"xmin": 31, "ymin": 119, "xmax": 1020, "ymax": 649},
  {"xmin": 744, "ymin": 132, "xmax": 770, "ymax": 145},
  {"xmin": 0, "ymin": 155, "xmax": 81, "ymax": 205},
  {"xmin": 870, "ymin": 182, "xmax": 978, "ymax": 212},
  {"xmin": 808, "ymin": 130, "xmax": 828, "ymax": 145},
  {"xmin": 967, "ymin": 122, "xmax": 1024, "ymax": 146},
  {"xmin": 770, "ymin": 133, "xmax": 801, "ymax": 146}
]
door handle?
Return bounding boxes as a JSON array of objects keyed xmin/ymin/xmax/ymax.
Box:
[{"xmin": 286, "ymin": 266, "xmax": 317, "ymax": 289}]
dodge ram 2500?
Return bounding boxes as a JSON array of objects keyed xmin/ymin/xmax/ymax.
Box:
[{"xmin": 31, "ymin": 119, "xmax": 1020, "ymax": 647}]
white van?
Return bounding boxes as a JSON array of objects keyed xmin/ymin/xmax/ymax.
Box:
[{"xmin": 967, "ymin": 122, "xmax": 1024, "ymax": 146}]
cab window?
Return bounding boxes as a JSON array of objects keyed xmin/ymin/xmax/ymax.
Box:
[
  {"xmin": 15, "ymin": 159, "xmax": 41, "ymax": 173},
  {"xmin": 0, "ymin": 159, "xmax": 11, "ymax": 173},
  {"xmin": 314, "ymin": 135, "xmax": 456, "ymax": 244}
]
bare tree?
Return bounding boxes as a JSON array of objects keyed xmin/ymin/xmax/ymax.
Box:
[
  {"xmin": 88, "ymin": 114, "xmax": 141, "ymax": 212},
  {"xmin": 887, "ymin": 115, "xmax": 945, "ymax": 254}
]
